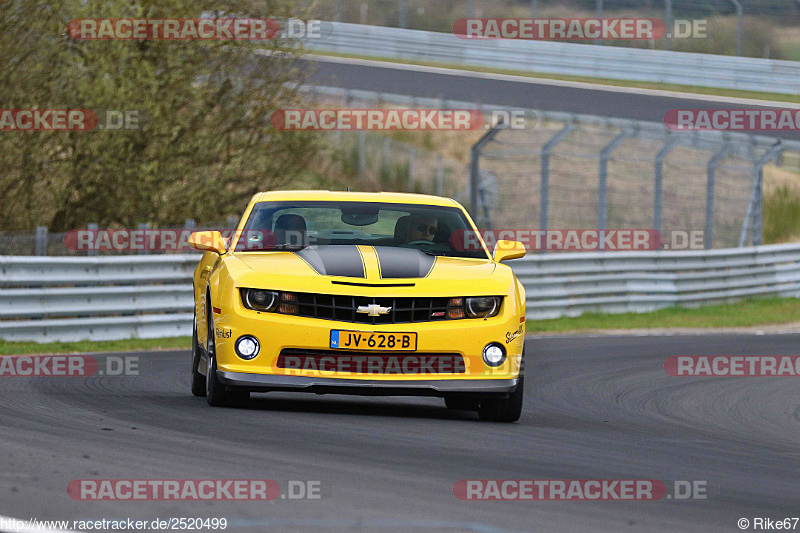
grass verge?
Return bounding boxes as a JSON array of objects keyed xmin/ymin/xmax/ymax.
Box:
[
  {"xmin": 309, "ymin": 50, "xmax": 800, "ymax": 104},
  {"xmin": 0, "ymin": 337, "xmax": 191, "ymax": 356},
  {"xmin": 528, "ymin": 297, "xmax": 800, "ymax": 333}
]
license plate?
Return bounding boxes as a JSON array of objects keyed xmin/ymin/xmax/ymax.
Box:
[{"xmin": 330, "ymin": 330, "xmax": 417, "ymax": 351}]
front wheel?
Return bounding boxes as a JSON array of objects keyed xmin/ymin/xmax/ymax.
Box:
[
  {"xmin": 206, "ymin": 306, "xmax": 249, "ymax": 407},
  {"xmin": 191, "ymin": 313, "xmax": 206, "ymax": 397},
  {"xmin": 477, "ymin": 375, "xmax": 524, "ymax": 422},
  {"xmin": 478, "ymin": 352, "xmax": 525, "ymax": 422}
]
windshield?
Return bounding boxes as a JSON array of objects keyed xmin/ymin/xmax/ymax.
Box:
[{"xmin": 234, "ymin": 201, "xmax": 489, "ymax": 259}]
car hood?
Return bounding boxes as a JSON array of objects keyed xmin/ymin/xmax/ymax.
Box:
[{"xmin": 227, "ymin": 245, "xmax": 511, "ymax": 296}]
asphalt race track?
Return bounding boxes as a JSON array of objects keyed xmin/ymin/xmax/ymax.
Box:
[
  {"xmin": 2, "ymin": 334, "xmax": 799, "ymax": 532},
  {"xmin": 303, "ymin": 57, "xmax": 800, "ymax": 142}
]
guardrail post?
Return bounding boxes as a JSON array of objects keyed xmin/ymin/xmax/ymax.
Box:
[
  {"xmin": 740, "ymin": 141, "xmax": 783, "ymax": 247},
  {"xmin": 35, "ymin": 226, "xmax": 48, "ymax": 256},
  {"xmin": 87, "ymin": 223, "xmax": 98, "ymax": 256},
  {"xmin": 706, "ymin": 144, "xmax": 731, "ymax": 249},
  {"xmin": 469, "ymin": 120, "xmax": 505, "ymax": 226},
  {"xmin": 540, "ymin": 123, "xmax": 575, "ymax": 234},
  {"xmin": 654, "ymin": 136, "xmax": 680, "ymax": 234},
  {"xmin": 598, "ymin": 129, "xmax": 634, "ymax": 243}
]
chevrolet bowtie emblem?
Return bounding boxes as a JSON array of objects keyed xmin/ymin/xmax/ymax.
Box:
[{"xmin": 356, "ymin": 304, "xmax": 392, "ymax": 317}]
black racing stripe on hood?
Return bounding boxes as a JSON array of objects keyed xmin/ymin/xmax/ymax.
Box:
[
  {"xmin": 294, "ymin": 246, "xmax": 365, "ymax": 278},
  {"xmin": 374, "ymin": 246, "xmax": 436, "ymax": 279}
]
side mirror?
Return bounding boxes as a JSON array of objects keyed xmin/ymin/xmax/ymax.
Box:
[
  {"xmin": 493, "ymin": 240, "xmax": 526, "ymax": 262},
  {"xmin": 188, "ymin": 231, "xmax": 227, "ymax": 255}
]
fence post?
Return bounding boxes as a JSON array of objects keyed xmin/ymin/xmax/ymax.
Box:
[
  {"xmin": 664, "ymin": 0, "xmax": 672, "ymax": 51},
  {"xmin": 408, "ymin": 146, "xmax": 416, "ymax": 191},
  {"xmin": 706, "ymin": 144, "xmax": 731, "ymax": 249},
  {"xmin": 358, "ymin": 130, "xmax": 366, "ymax": 182},
  {"xmin": 35, "ymin": 226, "xmax": 48, "ymax": 256},
  {"xmin": 436, "ymin": 154, "xmax": 444, "ymax": 196},
  {"xmin": 598, "ymin": 129, "xmax": 634, "ymax": 241},
  {"xmin": 594, "ymin": 0, "xmax": 603, "ymax": 45},
  {"xmin": 138, "ymin": 222, "xmax": 149, "ymax": 255},
  {"xmin": 741, "ymin": 141, "xmax": 783, "ymax": 247},
  {"xmin": 729, "ymin": 0, "xmax": 743, "ymax": 56},
  {"xmin": 87, "ymin": 223, "xmax": 98, "ymax": 256},
  {"xmin": 540, "ymin": 123, "xmax": 575, "ymax": 234},
  {"xmin": 382, "ymin": 137, "xmax": 391, "ymax": 177},
  {"xmin": 398, "ymin": 0, "xmax": 407, "ymax": 28},
  {"xmin": 469, "ymin": 121, "xmax": 505, "ymax": 226},
  {"xmin": 654, "ymin": 136, "xmax": 680, "ymax": 234}
]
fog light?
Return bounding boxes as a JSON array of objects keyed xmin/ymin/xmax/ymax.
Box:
[
  {"xmin": 482, "ymin": 343, "xmax": 506, "ymax": 367},
  {"xmin": 235, "ymin": 335, "xmax": 260, "ymax": 360}
]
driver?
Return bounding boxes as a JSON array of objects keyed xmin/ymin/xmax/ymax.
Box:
[{"xmin": 403, "ymin": 214, "xmax": 438, "ymax": 243}]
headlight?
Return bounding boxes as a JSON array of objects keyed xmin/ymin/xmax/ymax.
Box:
[
  {"xmin": 241, "ymin": 289, "xmax": 298, "ymax": 314},
  {"xmin": 465, "ymin": 296, "xmax": 501, "ymax": 318},
  {"xmin": 235, "ymin": 335, "xmax": 260, "ymax": 360},
  {"xmin": 242, "ymin": 289, "xmax": 279, "ymax": 312},
  {"xmin": 482, "ymin": 343, "xmax": 506, "ymax": 367}
]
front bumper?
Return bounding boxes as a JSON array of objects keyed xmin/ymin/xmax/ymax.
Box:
[
  {"xmin": 217, "ymin": 371, "xmax": 518, "ymax": 397},
  {"xmin": 208, "ymin": 288, "xmax": 526, "ymax": 383}
]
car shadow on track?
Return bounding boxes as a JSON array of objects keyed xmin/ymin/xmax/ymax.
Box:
[{"xmin": 234, "ymin": 394, "xmax": 482, "ymax": 421}]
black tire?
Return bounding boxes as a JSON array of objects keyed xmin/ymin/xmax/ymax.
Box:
[
  {"xmin": 205, "ymin": 301, "xmax": 249, "ymax": 407},
  {"xmin": 478, "ymin": 375, "xmax": 524, "ymax": 422},
  {"xmin": 444, "ymin": 396, "xmax": 480, "ymax": 411},
  {"xmin": 191, "ymin": 313, "xmax": 206, "ymax": 397},
  {"xmin": 478, "ymin": 352, "xmax": 525, "ymax": 422}
]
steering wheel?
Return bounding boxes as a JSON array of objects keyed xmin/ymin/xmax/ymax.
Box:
[{"xmin": 407, "ymin": 240, "xmax": 434, "ymax": 246}]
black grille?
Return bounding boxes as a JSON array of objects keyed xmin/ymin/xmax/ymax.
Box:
[{"xmin": 295, "ymin": 293, "xmax": 458, "ymax": 324}]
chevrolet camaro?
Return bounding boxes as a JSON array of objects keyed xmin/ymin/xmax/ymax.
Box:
[{"xmin": 188, "ymin": 191, "xmax": 527, "ymax": 422}]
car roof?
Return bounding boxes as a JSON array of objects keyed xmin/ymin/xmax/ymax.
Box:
[{"xmin": 252, "ymin": 190, "xmax": 461, "ymax": 208}]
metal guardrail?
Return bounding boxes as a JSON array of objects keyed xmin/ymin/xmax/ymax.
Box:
[
  {"xmin": 303, "ymin": 22, "xmax": 800, "ymax": 95},
  {"xmin": 3, "ymin": 245, "xmax": 800, "ymax": 342},
  {"xmin": 0, "ymin": 256, "xmax": 197, "ymax": 342}
]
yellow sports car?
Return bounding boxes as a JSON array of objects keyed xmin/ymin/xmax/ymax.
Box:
[{"xmin": 188, "ymin": 191, "xmax": 527, "ymax": 422}]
